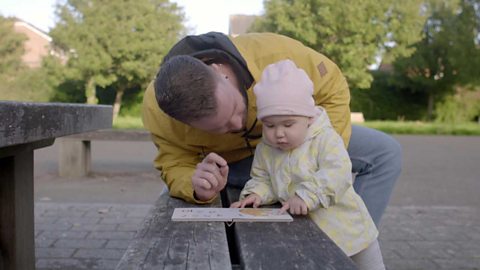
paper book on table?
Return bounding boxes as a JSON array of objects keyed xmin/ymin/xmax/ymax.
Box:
[{"xmin": 171, "ymin": 207, "xmax": 293, "ymax": 222}]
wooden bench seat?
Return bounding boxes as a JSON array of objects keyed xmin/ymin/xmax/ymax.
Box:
[
  {"xmin": 116, "ymin": 187, "xmax": 358, "ymax": 270},
  {"xmin": 116, "ymin": 190, "xmax": 231, "ymax": 270}
]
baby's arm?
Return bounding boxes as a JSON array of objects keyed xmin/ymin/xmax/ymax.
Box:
[
  {"xmin": 234, "ymin": 144, "xmax": 277, "ymax": 206},
  {"xmin": 296, "ymin": 127, "xmax": 353, "ymax": 211}
]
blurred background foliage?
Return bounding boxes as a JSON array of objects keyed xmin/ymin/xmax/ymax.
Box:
[
  {"xmin": 1, "ymin": 0, "xmax": 479, "ymax": 131},
  {"xmin": 1, "ymin": 0, "xmax": 185, "ymax": 121},
  {"xmin": 253, "ymin": 0, "xmax": 480, "ymax": 123}
]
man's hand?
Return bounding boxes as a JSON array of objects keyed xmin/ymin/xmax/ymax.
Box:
[
  {"xmin": 280, "ymin": 195, "xmax": 308, "ymax": 215},
  {"xmin": 230, "ymin": 193, "xmax": 261, "ymax": 208},
  {"xmin": 192, "ymin": 153, "xmax": 228, "ymax": 201}
]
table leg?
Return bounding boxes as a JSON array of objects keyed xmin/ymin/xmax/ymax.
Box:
[{"xmin": 0, "ymin": 150, "xmax": 35, "ymax": 270}]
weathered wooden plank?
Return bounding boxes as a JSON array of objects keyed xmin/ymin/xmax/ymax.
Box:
[
  {"xmin": 116, "ymin": 192, "xmax": 232, "ymax": 270},
  {"xmin": 225, "ymin": 188, "xmax": 358, "ymax": 270},
  {"xmin": 0, "ymin": 101, "xmax": 112, "ymax": 148}
]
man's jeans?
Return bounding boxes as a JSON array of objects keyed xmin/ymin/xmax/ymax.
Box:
[{"xmin": 227, "ymin": 125, "xmax": 402, "ymax": 226}]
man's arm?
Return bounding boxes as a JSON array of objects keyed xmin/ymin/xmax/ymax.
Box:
[
  {"xmin": 312, "ymin": 63, "xmax": 351, "ymax": 147},
  {"xmin": 152, "ymin": 135, "xmax": 229, "ymax": 203},
  {"xmin": 296, "ymin": 49, "xmax": 352, "ymax": 147},
  {"xmin": 150, "ymin": 133, "xmax": 209, "ymax": 203},
  {"xmin": 142, "ymin": 81, "xmax": 218, "ymax": 204}
]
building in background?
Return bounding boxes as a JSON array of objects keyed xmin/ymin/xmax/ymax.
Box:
[
  {"xmin": 13, "ymin": 19, "xmax": 62, "ymax": 68},
  {"xmin": 229, "ymin": 14, "xmax": 257, "ymax": 37}
]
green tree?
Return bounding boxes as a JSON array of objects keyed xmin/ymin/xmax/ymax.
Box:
[
  {"xmin": 0, "ymin": 16, "xmax": 26, "ymax": 77},
  {"xmin": 251, "ymin": 0, "xmax": 426, "ymax": 89},
  {"xmin": 393, "ymin": 0, "xmax": 480, "ymax": 119},
  {"xmin": 50, "ymin": 0, "xmax": 185, "ymax": 119},
  {"xmin": 0, "ymin": 68, "xmax": 58, "ymax": 102}
]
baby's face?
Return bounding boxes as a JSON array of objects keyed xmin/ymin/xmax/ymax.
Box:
[{"xmin": 261, "ymin": 115, "xmax": 312, "ymax": 151}]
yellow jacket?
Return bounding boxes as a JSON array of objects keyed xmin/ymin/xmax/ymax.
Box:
[{"xmin": 142, "ymin": 32, "xmax": 351, "ymax": 203}]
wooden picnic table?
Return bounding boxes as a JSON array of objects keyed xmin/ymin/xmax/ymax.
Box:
[
  {"xmin": 116, "ymin": 187, "xmax": 358, "ymax": 270},
  {"xmin": 0, "ymin": 101, "xmax": 112, "ymax": 270}
]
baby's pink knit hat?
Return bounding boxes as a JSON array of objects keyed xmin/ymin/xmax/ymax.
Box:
[{"xmin": 254, "ymin": 59, "xmax": 316, "ymax": 120}]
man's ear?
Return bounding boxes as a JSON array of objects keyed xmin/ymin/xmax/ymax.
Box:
[
  {"xmin": 209, "ymin": 63, "xmax": 222, "ymax": 73},
  {"xmin": 209, "ymin": 63, "xmax": 228, "ymax": 80}
]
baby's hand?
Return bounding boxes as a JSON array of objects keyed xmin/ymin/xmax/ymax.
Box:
[
  {"xmin": 280, "ymin": 195, "xmax": 308, "ymax": 215},
  {"xmin": 230, "ymin": 194, "xmax": 261, "ymax": 208}
]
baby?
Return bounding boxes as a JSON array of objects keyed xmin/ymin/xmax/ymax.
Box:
[{"xmin": 231, "ymin": 60, "xmax": 385, "ymax": 270}]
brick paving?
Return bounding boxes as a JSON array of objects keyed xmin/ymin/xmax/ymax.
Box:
[
  {"xmin": 379, "ymin": 206, "xmax": 480, "ymax": 270},
  {"xmin": 35, "ymin": 203, "xmax": 151, "ymax": 270},
  {"xmin": 34, "ymin": 203, "xmax": 480, "ymax": 270}
]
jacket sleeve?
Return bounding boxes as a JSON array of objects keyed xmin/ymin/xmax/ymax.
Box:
[
  {"xmin": 312, "ymin": 61, "xmax": 352, "ymax": 147},
  {"xmin": 239, "ymin": 144, "xmax": 277, "ymax": 205},
  {"xmin": 150, "ymin": 133, "xmax": 215, "ymax": 204},
  {"xmin": 142, "ymin": 82, "xmax": 214, "ymax": 204},
  {"xmin": 295, "ymin": 128, "xmax": 353, "ymax": 211},
  {"xmin": 284, "ymin": 35, "xmax": 352, "ymax": 146}
]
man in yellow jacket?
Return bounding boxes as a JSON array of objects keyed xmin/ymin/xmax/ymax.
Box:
[{"xmin": 142, "ymin": 32, "xmax": 402, "ymax": 225}]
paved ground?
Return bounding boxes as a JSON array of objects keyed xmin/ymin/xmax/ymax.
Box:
[
  {"xmin": 32, "ymin": 135, "xmax": 480, "ymax": 270},
  {"xmin": 34, "ymin": 202, "xmax": 151, "ymax": 270}
]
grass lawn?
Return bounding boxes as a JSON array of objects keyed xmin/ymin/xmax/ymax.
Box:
[
  {"xmin": 361, "ymin": 121, "xmax": 480, "ymax": 135},
  {"xmin": 113, "ymin": 115, "xmax": 145, "ymax": 129},
  {"xmin": 114, "ymin": 116, "xmax": 480, "ymax": 136}
]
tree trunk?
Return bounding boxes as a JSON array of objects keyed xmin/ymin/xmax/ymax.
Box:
[
  {"xmin": 427, "ymin": 91, "xmax": 434, "ymax": 120},
  {"xmin": 112, "ymin": 86, "xmax": 125, "ymax": 122},
  {"xmin": 85, "ymin": 78, "xmax": 98, "ymax": 104}
]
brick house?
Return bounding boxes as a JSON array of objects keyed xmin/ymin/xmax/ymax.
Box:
[
  {"xmin": 13, "ymin": 19, "xmax": 57, "ymax": 68},
  {"xmin": 229, "ymin": 15, "xmax": 257, "ymax": 37}
]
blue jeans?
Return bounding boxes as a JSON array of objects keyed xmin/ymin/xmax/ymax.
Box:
[{"xmin": 227, "ymin": 125, "xmax": 402, "ymax": 226}]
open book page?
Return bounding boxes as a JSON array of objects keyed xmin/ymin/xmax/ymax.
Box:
[{"xmin": 172, "ymin": 208, "xmax": 293, "ymax": 222}]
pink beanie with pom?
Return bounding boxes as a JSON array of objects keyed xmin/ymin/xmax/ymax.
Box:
[{"xmin": 254, "ymin": 59, "xmax": 316, "ymax": 120}]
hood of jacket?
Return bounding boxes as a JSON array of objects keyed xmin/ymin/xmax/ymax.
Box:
[
  {"xmin": 306, "ymin": 107, "xmax": 333, "ymax": 141},
  {"xmin": 163, "ymin": 31, "xmax": 254, "ymax": 95}
]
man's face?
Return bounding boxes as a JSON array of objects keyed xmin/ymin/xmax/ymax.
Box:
[{"xmin": 189, "ymin": 72, "xmax": 247, "ymax": 134}]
